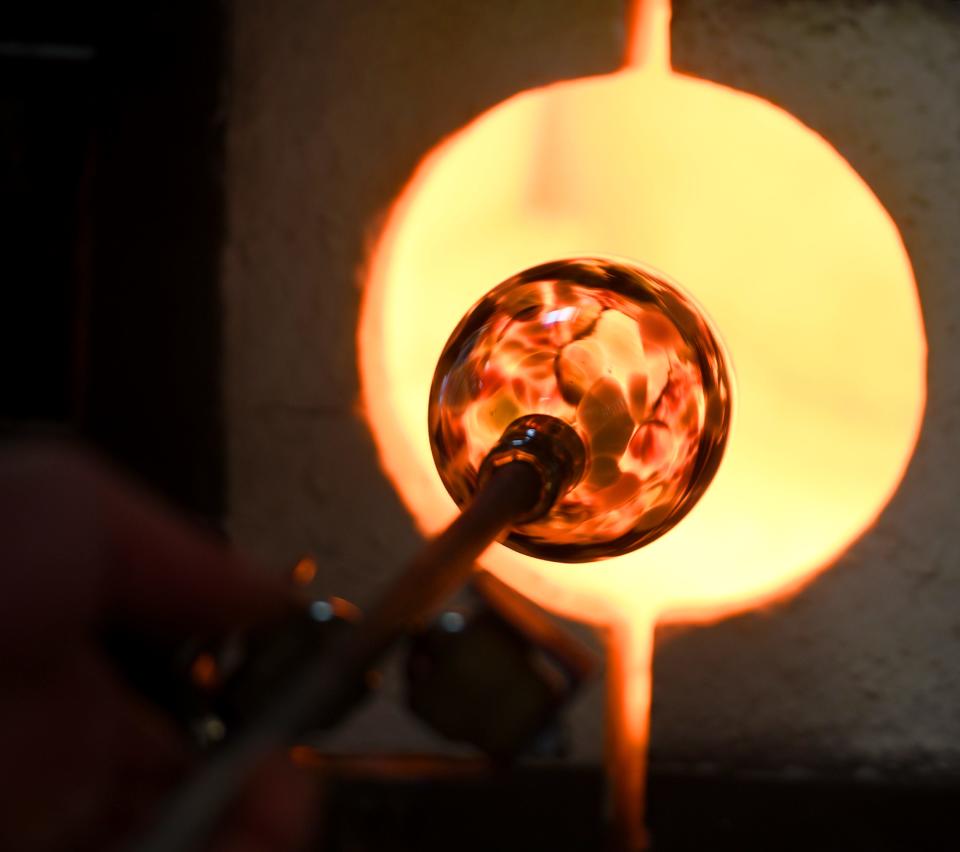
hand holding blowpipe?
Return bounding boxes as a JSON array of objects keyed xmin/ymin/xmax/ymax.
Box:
[
  {"xmin": 127, "ymin": 414, "xmax": 586, "ymax": 852},
  {"xmin": 131, "ymin": 256, "xmax": 731, "ymax": 852}
]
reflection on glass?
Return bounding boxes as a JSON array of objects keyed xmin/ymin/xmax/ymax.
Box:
[{"xmin": 429, "ymin": 257, "xmax": 732, "ymax": 562}]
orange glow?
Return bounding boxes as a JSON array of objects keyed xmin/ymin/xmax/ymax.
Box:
[
  {"xmin": 190, "ymin": 652, "xmax": 219, "ymax": 691},
  {"xmin": 360, "ymin": 0, "xmax": 925, "ymax": 626},
  {"xmin": 359, "ymin": 0, "xmax": 925, "ymax": 843},
  {"xmin": 429, "ymin": 258, "xmax": 732, "ymax": 562},
  {"xmin": 289, "ymin": 744, "xmax": 325, "ymax": 769},
  {"xmin": 292, "ymin": 555, "xmax": 318, "ymax": 586},
  {"xmin": 328, "ymin": 595, "xmax": 363, "ymax": 623}
]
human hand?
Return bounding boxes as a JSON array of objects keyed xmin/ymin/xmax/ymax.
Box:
[{"xmin": 0, "ymin": 443, "xmax": 315, "ymax": 852}]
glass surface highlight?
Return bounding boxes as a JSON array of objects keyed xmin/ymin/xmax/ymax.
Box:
[{"xmin": 429, "ymin": 257, "xmax": 732, "ymax": 562}]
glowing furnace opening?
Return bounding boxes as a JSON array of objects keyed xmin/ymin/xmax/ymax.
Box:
[{"xmin": 358, "ymin": 2, "xmax": 926, "ymax": 628}]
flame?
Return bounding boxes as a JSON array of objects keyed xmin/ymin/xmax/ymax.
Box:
[{"xmin": 358, "ymin": 0, "xmax": 926, "ymax": 842}]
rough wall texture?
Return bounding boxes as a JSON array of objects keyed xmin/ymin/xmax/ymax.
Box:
[
  {"xmin": 655, "ymin": 0, "xmax": 960, "ymax": 779},
  {"xmin": 224, "ymin": 0, "xmax": 960, "ymax": 775},
  {"xmin": 223, "ymin": 0, "xmax": 623, "ymax": 757},
  {"xmin": 224, "ymin": 0, "xmax": 624, "ymax": 593}
]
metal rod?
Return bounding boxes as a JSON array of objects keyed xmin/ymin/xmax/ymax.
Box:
[{"xmin": 128, "ymin": 461, "xmax": 542, "ymax": 852}]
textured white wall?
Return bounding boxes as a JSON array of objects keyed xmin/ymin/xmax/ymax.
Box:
[
  {"xmin": 655, "ymin": 0, "xmax": 960, "ymax": 778},
  {"xmin": 224, "ymin": 0, "xmax": 960, "ymax": 776},
  {"xmin": 224, "ymin": 0, "xmax": 623, "ymax": 758}
]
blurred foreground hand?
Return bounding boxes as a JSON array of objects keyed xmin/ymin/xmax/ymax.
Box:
[{"xmin": 0, "ymin": 443, "xmax": 315, "ymax": 852}]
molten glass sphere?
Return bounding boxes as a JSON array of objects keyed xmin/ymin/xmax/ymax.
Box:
[{"xmin": 429, "ymin": 257, "xmax": 732, "ymax": 562}]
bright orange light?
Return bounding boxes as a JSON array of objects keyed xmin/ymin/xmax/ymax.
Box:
[
  {"xmin": 359, "ymin": 2, "xmax": 926, "ymax": 843},
  {"xmin": 360, "ymin": 0, "xmax": 926, "ymax": 628},
  {"xmin": 292, "ymin": 555, "xmax": 318, "ymax": 587}
]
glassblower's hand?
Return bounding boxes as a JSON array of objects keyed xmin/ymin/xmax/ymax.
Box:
[{"xmin": 0, "ymin": 443, "xmax": 315, "ymax": 852}]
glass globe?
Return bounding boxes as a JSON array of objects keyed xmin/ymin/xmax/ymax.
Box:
[{"xmin": 429, "ymin": 257, "xmax": 732, "ymax": 562}]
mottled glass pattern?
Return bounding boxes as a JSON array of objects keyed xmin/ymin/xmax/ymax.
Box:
[{"xmin": 429, "ymin": 258, "xmax": 732, "ymax": 562}]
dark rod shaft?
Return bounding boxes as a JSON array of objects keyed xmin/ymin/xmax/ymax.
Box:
[
  {"xmin": 129, "ymin": 461, "xmax": 542, "ymax": 852},
  {"xmin": 355, "ymin": 459, "xmax": 542, "ymax": 661}
]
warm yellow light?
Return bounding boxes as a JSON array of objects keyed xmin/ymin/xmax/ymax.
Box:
[
  {"xmin": 359, "ymin": 3, "xmax": 925, "ymax": 844},
  {"xmin": 359, "ymin": 0, "xmax": 926, "ymax": 630}
]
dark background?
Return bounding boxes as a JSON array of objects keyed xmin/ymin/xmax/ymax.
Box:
[{"xmin": 0, "ymin": 0, "xmax": 224, "ymax": 519}]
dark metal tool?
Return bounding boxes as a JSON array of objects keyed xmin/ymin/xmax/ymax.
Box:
[{"xmin": 127, "ymin": 414, "xmax": 585, "ymax": 852}]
